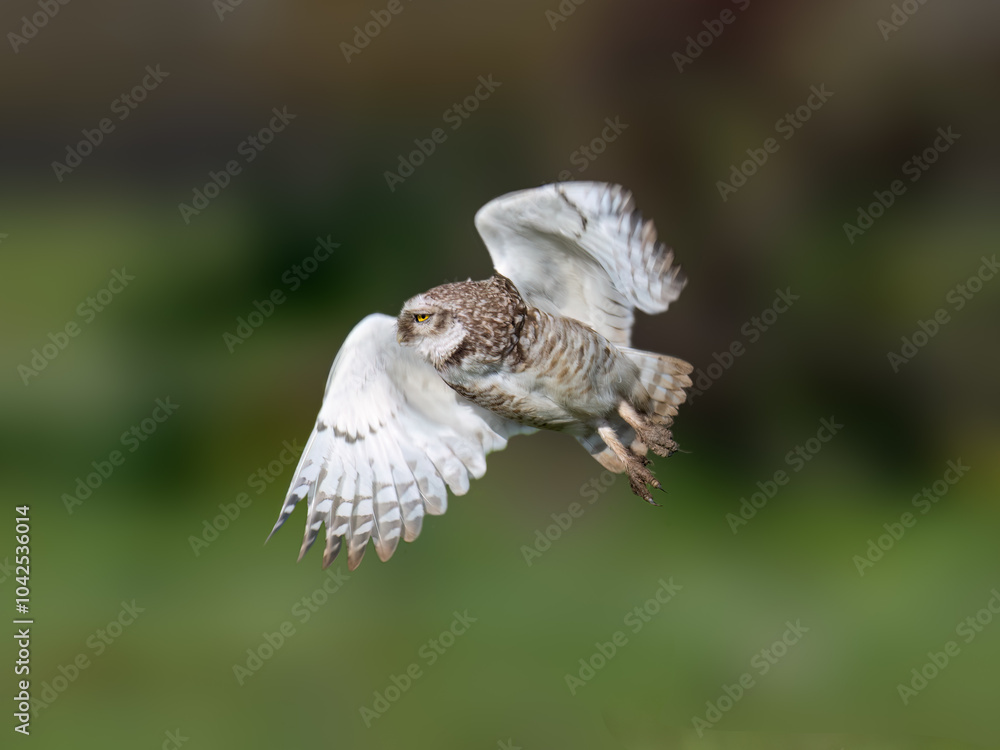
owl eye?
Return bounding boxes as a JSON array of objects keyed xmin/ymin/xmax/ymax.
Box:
[{"xmin": 414, "ymin": 313, "xmax": 431, "ymax": 323}]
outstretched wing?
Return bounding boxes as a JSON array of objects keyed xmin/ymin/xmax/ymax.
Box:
[
  {"xmin": 474, "ymin": 182, "xmax": 685, "ymax": 347},
  {"xmin": 269, "ymin": 314, "xmax": 530, "ymax": 570}
]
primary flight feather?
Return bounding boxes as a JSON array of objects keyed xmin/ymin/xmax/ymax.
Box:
[{"xmin": 269, "ymin": 182, "xmax": 693, "ymax": 570}]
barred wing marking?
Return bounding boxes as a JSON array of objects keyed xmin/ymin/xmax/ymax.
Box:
[{"xmin": 268, "ymin": 313, "xmax": 529, "ymax": 570}]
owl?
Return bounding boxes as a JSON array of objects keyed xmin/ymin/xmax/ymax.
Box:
[{"xmin": 269, "ymin": 182, "xmax": 692, "ymax": 570}]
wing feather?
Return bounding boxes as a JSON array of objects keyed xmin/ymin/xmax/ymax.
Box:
[
  {"xmin": 369, "ymin": 434, "xmax": 403, "ymax": 563},
  {"xmin": 269, "ymin": 313, "xmax": 530, "ymax": 570},
  {"xmin": 474, "ymin": 181, "xmax": 685, "ymax": 346}
]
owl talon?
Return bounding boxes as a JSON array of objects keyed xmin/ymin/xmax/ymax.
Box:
[
  {"xmin": 624, "ymin": 451, "xmax": 664, "ymax": 503},
  {"xmin": 619, "ymin": 401, "xmax": 678, "ymax": 458},
  {"xmin": 599, "ymin": 424, "xmax": 666, "ymax": 503}
]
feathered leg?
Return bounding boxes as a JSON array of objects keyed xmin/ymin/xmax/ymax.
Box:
[
  {"xmin": 597, "ymin": 424, "xmax": 662, "ymax": 505},
  {"xmin": 618, "ymin": 401, "xmax": 678, "ymax": 458}
]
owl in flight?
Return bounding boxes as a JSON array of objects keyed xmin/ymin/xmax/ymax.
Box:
[{"xmin": 269, "ymin": 182, "xmax": 692, "ymax": 570}]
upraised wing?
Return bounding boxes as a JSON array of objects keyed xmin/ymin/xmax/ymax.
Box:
[
  {"xmin": 269, "ymin": 314, "xmax": 530, "ymax": 570},
  {"xmin": 474, "ymin": 182, "xmax": 685, "ymax": 346}
]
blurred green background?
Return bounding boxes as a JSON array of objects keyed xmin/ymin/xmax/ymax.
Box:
[{"xmin": 3, "ymin": 0, "xmax": 999, "ymax": 748}]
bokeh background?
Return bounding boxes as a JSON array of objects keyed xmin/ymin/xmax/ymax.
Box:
[{"xmin": 3, "ymin": 0, "xmax": 999, "ymax": 748}]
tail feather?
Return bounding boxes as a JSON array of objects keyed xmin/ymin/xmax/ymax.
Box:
[{"xmin": 621, "ymin": 347, "xmax": 692, "ymax": 420}]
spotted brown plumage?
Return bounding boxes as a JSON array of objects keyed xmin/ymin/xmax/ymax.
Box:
[{"xmin": 269, "ymin": 182, "xmax": 693, "ymax": 570}]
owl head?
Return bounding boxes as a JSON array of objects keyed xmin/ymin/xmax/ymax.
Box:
[
  {"xmin": 397, "ymin": 274, "xmax": 525, "ymax": 370},
  {"xmin": 396, "ymin": 282, "xmax": 474, "ymax": 369}
]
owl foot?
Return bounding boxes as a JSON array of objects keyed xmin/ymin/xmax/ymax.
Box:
[
  {"xmin": 618, "ymin": 402, "xmax": 678, "ymax": 458},
  {"xmin": 626, "ymin": 461, "xmax": 663, "ymax": 505},
  {"xmin": 597, "ymin": 424, "xmax": 664, "ymax": 505}
]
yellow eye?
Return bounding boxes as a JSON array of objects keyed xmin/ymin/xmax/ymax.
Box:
[{"xmin": 414, "ymin": 314, "xmax": 430, "ymax": 323}]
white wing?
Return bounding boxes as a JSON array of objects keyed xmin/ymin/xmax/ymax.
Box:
[
  {"xmin": 269, "ymin": 314, "xmax": 531, "ymax": 570},
  {"xmin": 474, "ymin": 182, "xmax": 685, "ymax": 346}
]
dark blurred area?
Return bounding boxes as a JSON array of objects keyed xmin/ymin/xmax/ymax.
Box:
[{"xmin": 2, "ymin": 1, "xmax": 998, "ymax": 748}]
